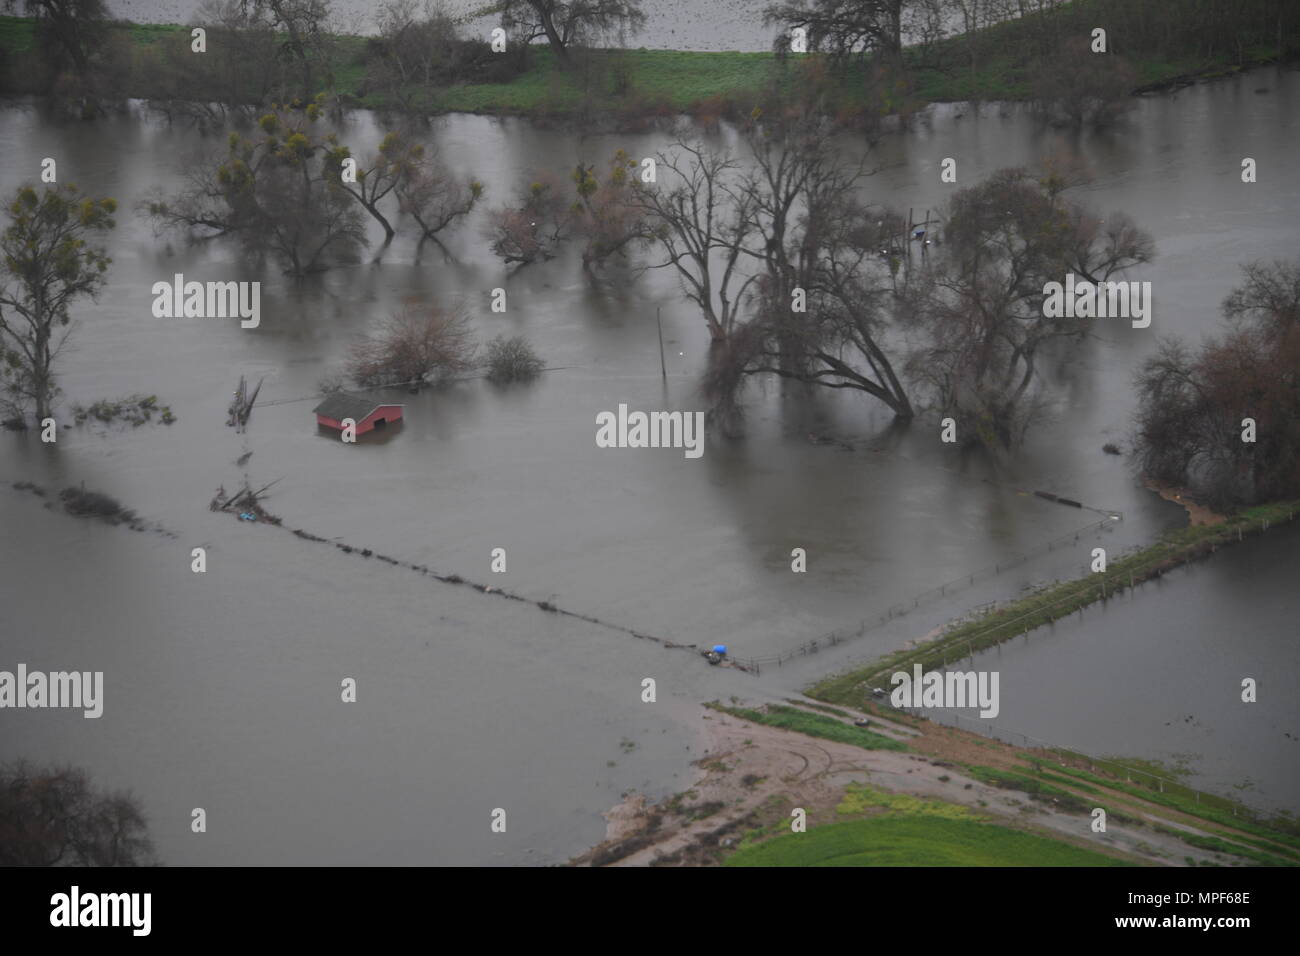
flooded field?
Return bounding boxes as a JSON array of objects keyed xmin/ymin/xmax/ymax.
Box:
[{"xmin": 2, "ymin": 65, "xmax": 1298, "ymax": 863}]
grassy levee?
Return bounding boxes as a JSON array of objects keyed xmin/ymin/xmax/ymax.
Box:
[
  {"xmin": 1036, "ymin": 763, "xmax": 1300, "ymax": 853},
  {"xmin": 2, "ymin": 0, "xmax": 1295, "ymax": 120},
  {"xmin": 706, "ymin": 702, "xmax": 909, "ymax": 752},
  {"xmin": 810, "ymin": 499, "xmax": 1300, "ymax": 709}
]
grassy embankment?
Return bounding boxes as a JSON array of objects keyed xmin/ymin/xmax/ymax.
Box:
[
  {"xmin": 708, "ymin": 701, "xmax": 909, "ymax": 751},
  {"xmin": 810, "ymin": 499, "xmax": 1300, "ymax": 708},
  {"xmin": 710, "ymin": 699, "xmax": 1300, "ymax": 866},
  {"xmin": 1, "ymin": 0, "xmax": 1293, "ymax": 120}
]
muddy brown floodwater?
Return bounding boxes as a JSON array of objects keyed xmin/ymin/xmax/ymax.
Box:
[{"xmin": 1, "ymin": 66, "xmax": 1298, "ymax": 863}]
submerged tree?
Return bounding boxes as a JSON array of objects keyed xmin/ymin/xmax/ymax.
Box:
[
  {"xmin": 0, "ymin": 760, "xmax": 156, "ymax": 866},
  {"xmin": 906, "ymin": 167, "xmax": 1153, "ymax": 450},
  {"xmin": 488, "ymin": 171, "xmax": 577, "ymax": 267},
  {"xmin": 728, "ymin": 109, "xmax": 913, "ymax": 420},
  {"xmin": 571, "ymin": 150, "xmax": 653, "ymax": 270},
  {"xmin": 1133, "ymin": 259, "xmax": 1300, "ymax": 508},
  {"xmin": 635, "ymin": 140, "xmax": 757, "ymax": 344},
  {"xmin": 639, "ymin": 111, "xmax": 914, "ymax": 429},
  {"xmin": 326, "ymin": 132, "xmax": 416, "ymax": 241},
  {"xmin": 484, "ymin": 334, "xmax": 545, "ymax": 383},
  {"xmin": 0, "ymin": 184, "xmax": 116, "ymax": 423},
  {"xmin": 394, "ymin": 151, "xmax": 483, "ymax": 245},
  {"xmin": 1032, "ymin": 35, "xmax": 1136, "ymax": 128},
  {"xmin": 345, "ymin": 301, "xmax": 476, "ymax": 389},
  {"xmin": 147, "ymin": 96, "xmax": 367, "ymax": 275}
]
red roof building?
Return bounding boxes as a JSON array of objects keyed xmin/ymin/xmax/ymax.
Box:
[{"xmin": 312, "ymin": 392, "xmax": 404, "ymax": 435}]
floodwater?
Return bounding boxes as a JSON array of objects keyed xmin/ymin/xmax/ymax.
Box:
[
  {"xmin": 2, "ymin": 66, "xmax": 1299, "ymax": 863},
  {"xmin": 915, "ymin": 521, "xmax": 1300, "ymax": 814}
]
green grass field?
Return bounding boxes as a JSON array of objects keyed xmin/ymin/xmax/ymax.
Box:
[
  {"xmin": 709, "ymin": 703, "xmax": 909, "ymax": 752},
  {"xmin": 3, "ymin": 2, "xmax": 1292, "ymax": 121},
  {"xmin": 724, "ymin": 815, "xmax": 1130, "ymax": 866}
]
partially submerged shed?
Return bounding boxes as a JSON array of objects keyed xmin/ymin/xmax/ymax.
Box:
[{"xmin": 313, "ymin": 392, "xmax": 404, "ymax": 435}]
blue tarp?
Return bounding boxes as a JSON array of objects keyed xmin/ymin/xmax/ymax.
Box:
[{"xmin": 712, "ymin": 645, "xmax": 727, "ymax": 655}]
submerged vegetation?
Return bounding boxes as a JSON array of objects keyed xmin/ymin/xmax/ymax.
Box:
[
  {"xmin": 811, "ymin": 498, "xmax": 1300, "ymax": 706},
  {"xmin": 72, "ymin": 394, "xmax": 175, "ymax": 427}
]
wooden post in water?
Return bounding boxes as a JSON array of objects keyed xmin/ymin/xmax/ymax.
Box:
[
  {"xmin": 906, "ymin": 207, "xmax": 913, "ymax": 264},
  {"xmin": 656, "ymin": 307, "xmax": 667, "ymax": 380}
]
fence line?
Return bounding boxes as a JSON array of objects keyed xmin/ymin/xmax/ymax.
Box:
[
  {"xmin": 737, "ymin": 507, "xmax": 1298, "ymax": 677},
  {"xmin": 734, "ymin": 512, "xmax": 1122, "ymax": 673},
  {"xmin": 900, "ymin": 705, "xmax": 1289, "ymax": 828}
]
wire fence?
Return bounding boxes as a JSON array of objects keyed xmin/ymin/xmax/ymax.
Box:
[
  {"xmin": 900, "ymin": 706, "xmax": 1294, "ymax": 831},
  {"xmin": 733, "ymin": 512, "xmax": 1123, "ymax": 673}
]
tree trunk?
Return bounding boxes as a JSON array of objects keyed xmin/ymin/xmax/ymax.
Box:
[{"xmin": 536, "ymin": 4, "xmax": 571, "ymax": 64}]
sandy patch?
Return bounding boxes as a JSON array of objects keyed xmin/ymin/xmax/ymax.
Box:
[
  {"xmin": 1144, "ymin": 477, "xmax": 1226, "ymax": 526},
  {"xmin": 570, "ymin": 700, "xmax": 1273, "ymax": 868}
]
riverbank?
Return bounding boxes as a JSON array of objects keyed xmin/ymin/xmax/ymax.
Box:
[
  {"xmin": 1, "ymin": 7, "xmax": 1294, "ymax": 125},
  {"xmin": 810, "ymin": 498, "xmax": 1300, "ymax": 708},
  {"xmin": 571, "ymin": 699, "xmax": 1300, "ymax": 866}
]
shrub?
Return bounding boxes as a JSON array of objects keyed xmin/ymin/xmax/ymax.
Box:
[
  {"xmin": 346, "ymin": 302, "xmax": 476, "ymax": 389},
  {"xmin": 59, "ymin": 486, "xmax": 133, "ymax": 522},
  {"xmin": 484, "ymin": 335, "xmax": 544, "ymax": 384}
]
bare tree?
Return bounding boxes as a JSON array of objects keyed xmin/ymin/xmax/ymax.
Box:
[
  {"xmin": 395, "ymin": 150, "xmax": 483, "ymax": 244},
  {"xmin": 327, "ymin": 131, "xmax": 424, "ymax": 241},
  {"xmin": 240, "ymin": 0, "xmax": 333, "ymax": 97},
  {"xmin": 571, "ymin": 150, "xmax": 653, "ymax": 270},
  {"xmin": 346, "ymin": 301, "xmax": 476, "ymax": 389},
  {"xmin": 500, "ymin": 0, "xmax": 645, "ymax": 65},
  {"xmin": 695, "ymin": 108, "xmax": 914, "ymax": 421},
  {"xmin": 1133, "ymin": 260, "xmax": 1300, "ymax": 507},
  {"xmin": 635, "ymin": 140, "xmax": 758, "ymax": 343},
  {"xmin": 149, "ymin": 0, "xmax": 280, "ymax": 125},
  {"xmin": 1032, "ymin": 35, "xmax": 1136, "ymax": 127},
  {"xmin": 764, "ymin": 0, "xmax": 906, "ymax": 57},
  {"xmin": 0, "ymin": 760, "xmax": 156, "ymax": 867},
  {"xmin": 365, "ymin": 0, "xmax": 463, "ymax": 107},
  {"xmin": 907, "ymin": 167, "xmax": 1153, "ymax": 450},
  {"xmin": 488, "ymin": 171, "xmax": 576, "ymax": 266},
  {"xmin": 14, "ymin": 0, "xmax": 108, "ymax": 78}
]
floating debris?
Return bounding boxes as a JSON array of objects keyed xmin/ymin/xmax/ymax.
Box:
[{"xmin": 227, "ymin": 375, "xmax": 263, "ymax": 433}]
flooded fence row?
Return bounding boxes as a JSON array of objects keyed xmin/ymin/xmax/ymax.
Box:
[
  {"xmin": 733, "ymin": 512, "xmax": 1123, "ymax": 674},
  {"xmin": 914, "ymin": 707, "xmax": 1294, "ymax": 830},
  {"xmin": 257, "ymin": 514, "xmax": 709, "ymax": 660}
]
